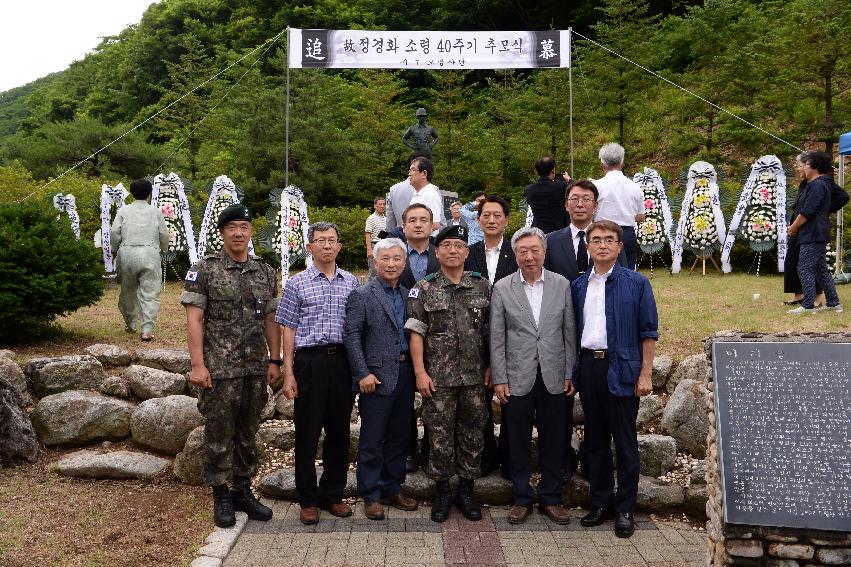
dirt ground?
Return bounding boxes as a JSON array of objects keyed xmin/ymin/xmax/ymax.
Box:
[{"xmin": 0, "ymin": 444, "xmax": 210, "ymax": 567}]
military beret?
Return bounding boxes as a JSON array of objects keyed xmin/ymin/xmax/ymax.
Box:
[
  {"xmin": 434, "ymin": 224, "xmax": 468, "ymax": 246},
  {"xmin": 217, "ymin": 204, "xmax": 252, "ymax": 229}
]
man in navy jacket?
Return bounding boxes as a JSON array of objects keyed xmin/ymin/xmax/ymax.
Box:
[
  {"xmin": 344, "ymin": 238, "xmax": 420, "ymax": 520},
  {"xmin": 570, "ymin": 220, "xmax": 658, "ymax": 538}
]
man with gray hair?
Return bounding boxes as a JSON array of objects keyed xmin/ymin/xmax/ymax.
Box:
[
  {"xmin": 344, "ymin": 238, "xmax": 419, "ymax": 520},
  {"xmin": 593, "ymin": 143, "xmax": 645, "ymax": 269},
  {"xmin": 490, "ymin": 226, "xmax": 576, "ymax": 525},
  {"xmin": 277, "ymin": 221, "xmax": 360, "ymax": 525}
]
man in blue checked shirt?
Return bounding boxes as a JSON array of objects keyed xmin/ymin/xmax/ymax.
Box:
[{"xmin": 277, "ymin": 221, "xmax": 360, "ymax": 526}]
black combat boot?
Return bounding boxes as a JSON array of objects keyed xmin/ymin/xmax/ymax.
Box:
[
  {"xmin": 231, "ymin": 476, "xmax": 273, "ymax": 521},
  {"xmin": 456, "ymin": 478, "xmax": 482, "ymax": 521},
  {"xmin": 430, "ymin": 480, "xmax": 453, "ymax": 523},
  {"xmin": 213, "ymin": 484, "xmax": 236, "ymax": 528}
]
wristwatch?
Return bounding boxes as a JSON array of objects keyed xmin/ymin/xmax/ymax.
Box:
[{"xmin": 268, "ymin": 359, "xmax": 283, "ymax": 366}]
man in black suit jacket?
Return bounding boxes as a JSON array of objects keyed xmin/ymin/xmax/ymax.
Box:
[
  {"xmin": 524, "ymin": 156, "xmax": 569, "ymax": 234},
  {"xmin": 464, "ymin": 195, "xmax": 517, "ymax": 477}
]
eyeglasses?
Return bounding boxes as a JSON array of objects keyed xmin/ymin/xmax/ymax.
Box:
[
  {"xmin": 438, "ymin": 241, "xmax": 467, "ymax": 250},
  {"xmin": 588, "ymin": 237, "xmax": 620, "ymax": 246},
  {"xmin": 567, "ymin": 197, "xmax": 595, "ymax": 204},
  {"xmin": 311, "ymin": 238, "xmax": 339, "ymax": 246}
]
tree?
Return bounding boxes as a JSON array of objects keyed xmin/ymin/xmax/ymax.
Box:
[{"xmin": 426, "ymin": 70, "xmax": 473, "ymax": 191}]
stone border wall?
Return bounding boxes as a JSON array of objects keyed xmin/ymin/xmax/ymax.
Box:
[{"xmin": 704, "ymin": 331, "xmax": 851, "ymax": 567}]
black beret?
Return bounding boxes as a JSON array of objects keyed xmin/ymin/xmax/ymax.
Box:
[
  {"xmin": 434, "ymin": 224, "xmax": 468, "ymax": 246},
  {"xmin": 217, "ymin": 204, "xmax": 252, "ymax": 229}
]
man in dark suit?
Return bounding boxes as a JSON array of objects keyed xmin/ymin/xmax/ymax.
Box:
[
  {"xmin": 398, "ymin": 203, "xmax": 440, "ymax": 471},
  {"xmin": 465, "ymin": 195, "xmax": 516, "ymax": 476},
  {"xmin": 344, "ymin": 238, "xmax": 419, "ymax": 520},
  {"xmin": 570, "ymin": 220, "xmax": 658, "ymax": 538},
  {"xmin": 524, "ymin": 156, "xmax": 569, "ymax": 234}
]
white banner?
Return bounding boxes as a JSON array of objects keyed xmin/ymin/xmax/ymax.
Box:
[
  {"xmin": 152, "ymin": 172, "xmax": 198, "ymax": 265},
  {"xmin": 671, "ymin": 161, "xmax": 727, "ymax": 273},
  {"xmin": 289, "ymin": 29, "xmax": 570, "ymax": 70},
  {"xmin": 53, "ymin": 193, "xmax": 80, "ymax": 240},
  {"xmin": 100, "ymin": 183, "xmax": 128, "ymax": 272},
  {"xmin": 196, "ymin": 175, "xmax": 256, "ymax": 259}
]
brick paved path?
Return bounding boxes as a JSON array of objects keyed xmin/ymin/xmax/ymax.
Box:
[{"xmin": 223, "ymin": 501, "xmax": 707, "ymax": 567}]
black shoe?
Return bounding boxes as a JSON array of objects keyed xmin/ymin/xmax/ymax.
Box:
[
  {"xmin": 213, "ymin": 484, "xmax": 236, "ymax": 528},
  {"xmin": 405, "ymin": 454, "xmax": 418, "ymax": 473},
  {"xmin": 614, "ymin": 512, "xmax": 635, "ymax": 538},
  {"xmin": 231, "ymin": 477, "xmax": 272, "ymax": 521},
  {"xmin": 580, "ymin": 507, "xmax": 613, "ymax": 527},
  {"xmin": 455, "ymin": 478, "xmax": 482, "ymax": 521},
  {"xmin": 430, "ymin": 480, "xmax": 453, "ymax": 523}
]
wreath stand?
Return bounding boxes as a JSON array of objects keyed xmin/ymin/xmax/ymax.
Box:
[
  {"xmin": 637, "ymin": 251, "xmax": 670, "ymax": 277},
  {"xmin": 689, "ymin": 254, "xmax": 723, "ymax": 276}
]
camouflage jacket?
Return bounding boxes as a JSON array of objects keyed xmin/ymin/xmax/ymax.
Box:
[
  {"xmin": 180, "ymin": 251, "xmax": 278, "ymax": 379},
  {"xmin": 404, "ymin": 270, "xmax": 490, "ymax": 387}
]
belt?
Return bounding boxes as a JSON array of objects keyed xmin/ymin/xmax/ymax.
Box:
[
  {"xmin": 581, "ymin": 348, "xmax": 608, "ymax": 359},
  {"xmin": 399, "ymin": 352, "xmax": 409, "ymax": 362},
  {"xmin": 298, "ymin": 344, "xmax": 343, "ymax": 355}
]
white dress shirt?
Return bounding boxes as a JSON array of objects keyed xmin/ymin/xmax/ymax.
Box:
[
  {"xmin": 521, "ymin": 269, "xmax": 545, "ymax": 326},
  {"xmin": 593, "ymin": 170, "xmax": 644, "ymax": 228},
  {"xmin": 409, "ymin": 182, "xmax": 444, "ymax": 235},
  {"xmin": 484, "ymin": 239, "xmax": 503, "ymax": 284},
  {"xmin": 581, "ymin": 265, "xmax": 613, "ymax": 349},
  {"xmin": 570, "ymin": 223, "xmax": 591, "ymax": 261}
]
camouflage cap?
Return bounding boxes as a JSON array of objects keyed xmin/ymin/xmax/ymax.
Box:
[
  {"xmin": 217, "ymin": 204, "xmax": 251, "ymax": 229},
  {"xmin": 434, "ymin": 224, "xmax": 468, "ymax": 246}
]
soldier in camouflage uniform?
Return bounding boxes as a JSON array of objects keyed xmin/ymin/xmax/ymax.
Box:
[
  {"xmin": 181, "ymin": 204, "xmax": 281, "ymax": 528},
  {"xmin": 405, "ymin": 224, "xmax": 491, "ymax": 523}
]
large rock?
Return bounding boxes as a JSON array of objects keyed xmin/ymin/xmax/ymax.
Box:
[
  {"xmin": 256, "ymin": 427, "xmax": 295, "ymax": 451},
  {"xmin": 0, "ymin": 378, "xmax": 38, "ymax": 465},
  {"xmin": 652, "ymin": 355, "xmax": 673, "ymax": 391},
  {"xmin": 32, "ymin": 390, "xmax": 134, "ymax": 445},
  {"xmin": 636, "ymin": 394, "xmax": 662, "ymax": 429},
  {"xmin": 667, "ymin": 353, "xmax": 707, "ymax": 394},
  {"xmin": 135, "ymin": 349, "xmax": 191, "ymax": 374},
  {"xmin": 99, "ymin": 375, "xmax": 131, "ymax": 398},
  {"xmin": 660, "ymin": 379, "xmax": 710, "ymax": 458},
  {"xmin": 685, "ymin": 484, "xmax": 709, "ymax": 516},
  {"xmin": 0, "ymin": 356, "xmax": 30, "ymax": 407},
  {"xmin": 131, "ymin": 395, "xmax": 204, "ymax": 455},
  {"xmin": 274, "ymin": 393, "xmax": 294, "ymax": 420},
  {"xmin": 690, "ymin": 459, "xmax": 707, "ymax": 485},
  {"xmin": 573, "ymin": 393, "xmax": 584, "ymax": 424},
  {"xmin": 260, "ymin": 466, "xmax": 357, "ymax": 499},
  {"xmin": 173, "ymin": 426, "xmax": 205, "ymax": 485},
  {"xmin": 0, "ymin": 349, "xmax": 16, "ymax": 359},
  {"xmin": 24, "ymin": 355, "xmax": 107, "ymax": 397},
  {"xmin": 636, "ymin": 475, "xmax": 686, "ymax": 510},
  {"xmin": 125, "ymin": 365, "xmax": 187, "ymax": 400},
  {"xmin": 58, "ymin": 449, "xmax": 171, "ymax": 479},
  {"xmin": 84, "ymin": 344, "xmax": 132, "ymax": 367},
  {"xmin": 259, "ymin": 386, "xmax": 275, "ymax": 421},
  {"xmin": 637, "ymin": 434, "xmax": 677, "ymax": 477}
]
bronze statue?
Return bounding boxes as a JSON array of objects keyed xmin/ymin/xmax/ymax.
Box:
[{"xmin": 402, "ymin": 107, "xmax": 438, "ymax": 159}]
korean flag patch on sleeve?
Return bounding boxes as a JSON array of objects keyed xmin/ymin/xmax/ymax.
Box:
[
  {"xmin": 185, "ymin": 270, "xmax": 198, "ymax": 282},
  {"xmin": 408, "ymin": 288, "xmax": 420, "ymax": 299}
]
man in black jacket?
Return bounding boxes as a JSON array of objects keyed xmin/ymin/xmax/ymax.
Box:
[
  {"xmin": 465, "ymin": 195, "xmax": 517, "ymax": 476},
  {"xmin": 524, "ymin": 157, "xmax": 569, "ymax": 234}
]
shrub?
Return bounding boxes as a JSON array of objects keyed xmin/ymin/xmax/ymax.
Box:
[
  {"xmin": 309, "ymin": 206, "xmax": 371, "ymax": 270},
  {"xmin": 0, "ymin": 201, "xmax": 104, "ymax": 341}
]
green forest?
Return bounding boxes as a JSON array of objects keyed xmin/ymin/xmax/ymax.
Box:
[{"xmin": 0, "ymin": 0, "xmax": 848, "ymax": 222}]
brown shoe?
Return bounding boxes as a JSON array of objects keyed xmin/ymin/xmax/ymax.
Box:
[
  {"xmin": 322, "ymin": 501, "xmax": 353, "ymax": 518},
  {"xmin": 381, "ymin": 493, "xmax": 418, "ymax": 511},
  {"xmin": 299, "ymin": 506, "xmax": 319, "ymax": 525},
  {"xmin": 363, "ymin": 500, "xmax": 385, "ymax": 520},
  {"xmin": 507, "ymin": 505, "xmax": 532, "ymax": 524},
  {"xmin": 539, "ymin": 504, "xmax": 571, "ymax": 525}
]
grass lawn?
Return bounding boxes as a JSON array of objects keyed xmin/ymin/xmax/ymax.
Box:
[{"xmin": 0, "ymin": 270, "xmax": 848, "ymax": 566}]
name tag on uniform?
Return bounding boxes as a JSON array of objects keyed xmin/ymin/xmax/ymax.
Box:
[
  {"xmin": 408, "ymin": 288, "xmax": 419, "ymax": 299},
  {"xmin": 185, "ymin": 271, "xmax": 198, "ymax": 282}
]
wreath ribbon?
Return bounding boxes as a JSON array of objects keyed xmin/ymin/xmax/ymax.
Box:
[
  {"xmin": 197, "ymin": 175, "xmax": 256, "ymax": 259},
  {"xmin": 53, "ymin": 193, "xmax": 80, "ymax": 240},
  {"xmin": 152, "ymin": 173, "xmax": 198, "ymax": 265},
  {"xmin": 633, "ymin": 167, "xmax": 674, "ymax": 244},
  {"xmin": 100, "ymin": 183, "xmax": 128, "ymax": 271}
]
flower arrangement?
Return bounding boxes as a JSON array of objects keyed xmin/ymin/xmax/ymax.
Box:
[
  {"xmin": 635, "ymin": 173, "xmax": 670, "ymax": 254},
  {"xmin": 200, "ymin": 193, "xmax": 234, "ymax": 255},
  {"xmin": 683, "ymin": 179, "xmax": 721, "ymax": 256},
  {"xmin": 157, "ymin": 188, "xmax": 188, "ymax": 254},
  {"xmin": 739, "ymin": 170, "xmax": 779, "ymax": 252}
]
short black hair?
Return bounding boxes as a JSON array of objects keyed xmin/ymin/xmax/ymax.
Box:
[
  {"xmin": 534, "ymin": 156, "xmax": 556, "ymax": 177},
  {"xmin": 477, "ymin": 195, "xmax": 510, "ymax": 216},
  {"xmin": 472, "ymin": 191, "xmax": 487, "ymax": 200},
  {"xmin": 411, "ymin": 156, "xmax": 435, "ymax": 182},
  {"xmin": 565, "ymin": 179, "xmax": 599, "ymax": 201},
  {"xmin": 402, "ymin": 202, "xmax": 433, "ymax": 223},
  {"xmin": 800, "ymin": 150, "xmax": 833, "ymax": 174},
  {"xmin": 130, "ymin": 178, "xmax": 153, "ymax": 200}
]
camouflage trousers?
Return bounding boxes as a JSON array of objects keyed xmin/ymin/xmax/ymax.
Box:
[
  {"xmin": 197, "ymin": 376, "xmax": 268, "ymax": 486},
  {"xmin": 422, "ymin": 384, "xmax": 486, "ymax": 481}
]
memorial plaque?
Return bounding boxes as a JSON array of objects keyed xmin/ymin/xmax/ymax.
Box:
[{"xmin": 713, "ymin": 342, "xmax": 851, "ymax": 531}]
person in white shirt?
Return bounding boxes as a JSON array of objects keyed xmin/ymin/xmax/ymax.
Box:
[
  {"xmin": 593, "ymin": 144, "xmax": 645, "ymax": 270},
  {"xmin": 364, "ymin": 196, "xmax": 388, "ymax": 277},
  {"xmin": 407, "ymin": 157, "xmax": 443, "ymax": 236}
]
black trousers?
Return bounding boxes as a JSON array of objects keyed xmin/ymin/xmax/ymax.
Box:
[
  {"xmin": 579, "ymin": 351, "xmax": 639, "ymax": 513},
  {"xmin": 783, "ymin": 237, "xmax": 822, "ymax": 295},
  {"xmin": 293, "ymin": 346, "xmax": 356, "ymax": 508},
  {"xmin": 621, "ymin": 226, "xmax": 638, "ymax": 270},
  {"xmin": 505, "ymin": 369, "xmax": 566, "ymax": 506}
]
